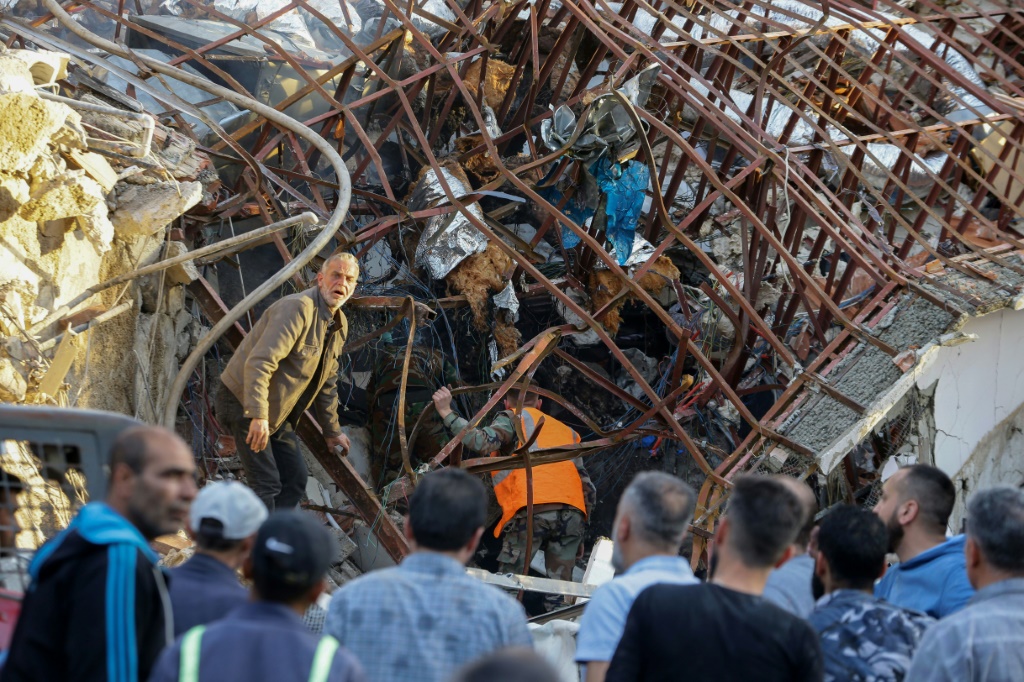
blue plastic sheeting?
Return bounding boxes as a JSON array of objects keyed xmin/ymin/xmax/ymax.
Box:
[
  {"xmin": 593, "ymin": 158, "xmax": 650, "ymax": 265},
  {"xmin": 538, "ymin": 159, "xmax": 650, "ymax": 261}
]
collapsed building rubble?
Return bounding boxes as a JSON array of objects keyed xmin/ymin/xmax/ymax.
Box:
[{"xmin": 0, "ymin": 0, "xmax": 1023, "ymax": 575}]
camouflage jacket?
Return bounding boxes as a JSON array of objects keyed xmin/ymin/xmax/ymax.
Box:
[{"xmin": 442, "ymin": 409, "xmax": 597, "ymax": 516}]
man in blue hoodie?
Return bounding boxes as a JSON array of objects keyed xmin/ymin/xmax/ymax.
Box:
[
  {"xmin": 1, "ymin": 425, "xmax": 197, "ymax": 682},
  {"xmin": 872, "ymin": 464, "xmax": 974, "ymax": 618}
]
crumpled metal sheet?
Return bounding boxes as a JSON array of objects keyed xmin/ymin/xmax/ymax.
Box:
[
  {"xmin": 600, "ymin": 232, "xmax": 658, "ymax": 270},
  {"xmin": 408, "ymin": 168, "xmax": 488, "ymax": 280},
  {"xmin": 493, "ymin": 281, "xmax": 519, "ymax": 322},
  {"xmin": 350, "ymin": 0, "xmax": 459, "ymax": 40},
  {"xmin": 540, "ymin": 64, "xmax": 660, "ymax": 162}
]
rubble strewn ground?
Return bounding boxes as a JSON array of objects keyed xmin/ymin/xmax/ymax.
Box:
[{"xmin": 0, "ymin": 0, "xmax": 1023, "ymax": 572}]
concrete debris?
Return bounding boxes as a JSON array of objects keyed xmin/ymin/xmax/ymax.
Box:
[{"xmin": 110, "ymin": 181, "xmax": 203, "ymax": 238}]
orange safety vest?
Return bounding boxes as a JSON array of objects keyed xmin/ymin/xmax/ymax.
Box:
[{"xmin": 491, "ymin": 407, "xmax": 586, "ymax": 537}]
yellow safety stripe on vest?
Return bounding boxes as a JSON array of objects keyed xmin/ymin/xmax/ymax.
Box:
[
  {"xmin": 309, "ymin": 636, "xmax": 341, "ymax": 682},
  {"xmin": 177, "ymin": 628, "xmax": 339, "ymax": 682},
  {"xmin": 178, "ymin": 625, "xmax": 206, "ymax": 682}
]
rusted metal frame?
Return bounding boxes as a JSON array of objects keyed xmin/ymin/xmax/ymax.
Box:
[
  {"xmin": 901, "ymin": 130, "xmax": 970, "ymax": 254},
  {"xmin": 634, "ymin": 160, "xmax": 767, "ymax": 279},
  {"xmin": 83, "ymin": 2, "xmax": 251, "ymax": 96},
  {"xmin": 286, "ymin": 133, "xmax": 328, "ymax": 213},
  {"xmin": 793, "ymin": 30, "xmax": 1024, "ymax": 179},
  {"xmin": 724, "ymin": 278, "xmax": 900, "ymax": 470},
  {"xmin": 552, "ymin": 349, "xmax": 651, "ymax": 413},
  {"xmin": 166, "ymin": 0, "xmax": 302, "ymax": 67},
  {"xmin": 877, "ymin": 0, "xmax": 1024, "ymax": 99},
  {"xmin": 397, "ymin": 298, "xmax": 419, "ymax": 479},
  {"xmin": 776, "ymin": 31, "xmax": 846, "ymax": 146},
  {"xmin": 634, "ymin": 102, "xmax": 900, "ymax": 358},
  {"xmin": 242, "ymin": 139, "xmax": 331, "ymax": 218},
  {"xmin": 426, "ymin": 329, "xmax": 563, "ymax": 470},
  {"xmin": 188, "ymin": 276, "xmax": 410, "ymax": 560},
  {"xmin": 782, "ymin": 48, "xmax": 1024, "ymax": 269},
  {"xmin": 381, "ymin": 0, "xmax": 792, "ymax": 470},
  {"xmin": 208, "ymin": 29, "xmax": 403, "ymax": 152},
  {"xmin": 494, "ymin": 7, "xmax": 540, "ymax": 122},
  {"xmin": 840, "ymin": 25, "xmax": 902, "ymax": 126},
  {"xmin": 955, "ymin": 117, "xmax": 1024, "ymax": 237}
]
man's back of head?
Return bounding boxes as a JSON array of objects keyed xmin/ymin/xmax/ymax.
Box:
[
  {"xmin": 248, "ymin": 510, "xmax": 336, "ymax": 609},
  {"xmin": 965, "ymin": 487, "xmax": 1024, "ymax": 588},
  {"xmin": 721, "ymin": 475, "xmax": 804, "ymax": 570},
  {"xmin": 407, "ymin": 468, "xmax": 487, "ymax": 556},
  {"xmin": 614, "ymin": 472, "xmax": 695, "ymax": 572},
  {"xmin": 816, "ymin": 504, "xmax": 888, "ymax": 593},
  {"xmin": 189, "ymin": 481, "xmax": 268, "ymax": 559},
  {"xmin": 773, "ymin": 476, "xmax": 818, "ymax": 551},
  {"xmin": 454, "ymin": 649, "xmax": 560, "ymax": 682}
]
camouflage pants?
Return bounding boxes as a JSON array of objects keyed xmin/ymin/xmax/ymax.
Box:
[{"xmin": 497, "ymin": 507, "xmax": 584, "ymax": 581}]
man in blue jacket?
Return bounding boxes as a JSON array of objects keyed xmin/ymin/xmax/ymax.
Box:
[
  {"xmin": 873, "ymin": 464, "xmax": 974, "ymax": 618},
  {"xmin": 1, "ymin": 425, "xmax": 198, "ymax": 682}
]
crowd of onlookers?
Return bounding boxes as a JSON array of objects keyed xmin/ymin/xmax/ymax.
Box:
[{"xmin": 1, "ymin": 423, "xmax": 1022, "ymax": 682}]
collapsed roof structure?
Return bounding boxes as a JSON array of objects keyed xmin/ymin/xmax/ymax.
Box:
[{"xmin": 2, "ymin": 0, "xmax": 1023, "ymax": 570}]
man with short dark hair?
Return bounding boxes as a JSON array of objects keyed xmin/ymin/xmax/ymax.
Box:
[
  {"xmin": 453, "ymin": 648, "xmax": 561, "ymax": 682},
  {"xmin": 2, "ymin": 426, "xmax": 197, "ymax": 682},
  {"xmin": 218, "ymin": 251, "xmax": 358, "ymax": 510},
  {"xmin": 906, "ymin": 487, "xmax": 1024, "ymax": 681},
  {"xmin": 872, "ymin": 464, "xmax": 973, "ymax": 617},
  {"xmin": 763, "ymin": 476, "xmax": 818, "ymax": 617},
  {"xmin": 150, "ymin": 510, "xmax": 363, "ymax": 682},
  {"xmin": 325, "ymin": 468, "xmax": 532, "ymax": 682},
  {"xmin": 575, "ymin": 472, "xmax": 697, "ymax": 682},
  {"xmin": 168, "ymin": 481, "xmax": 268, "ymax": 635},
  {"xmin": 810, "ymin": 504, "xmax": 933, "ymax": 681},
  {"xmin": 606, "ymin": 475, "xmax": 823, "ymax": 682}
]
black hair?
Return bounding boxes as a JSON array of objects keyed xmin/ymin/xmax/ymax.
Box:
[
  {"xmin": 453, "ymin": 648, "xmax": 560, "ymax": 682},
  {"xmin": 725, "ymin": 475, "xmax": 804, "ymax": 568},
  {"xmin": 194, "ymin": 518, "xmax": 245, "ymax": 553},
  {"xmin": 408, "ymin": 468, "xmax": 487, "ymax": 551},
  {"xmin": 818, "ymin": 504, "xmax": 888, "ymax": 590},
  {"xmin": 901, "ymin": 465, "xmax": 956, "ymax": 533}
]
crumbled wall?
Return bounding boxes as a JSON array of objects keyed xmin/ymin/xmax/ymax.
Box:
[{"xmin": 0, "ymin": 48, "xmax": 201, "ymax": 420}]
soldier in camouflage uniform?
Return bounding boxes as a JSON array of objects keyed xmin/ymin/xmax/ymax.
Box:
[
  {"xmin": 367, "ymin": 344, "xmax": 458, "ymax": 490},
  {"xmin": 432, "ymin": 386, "xmax": 597, "ymax": 584}
]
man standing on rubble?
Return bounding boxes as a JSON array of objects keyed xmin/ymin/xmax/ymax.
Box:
[
  {"xmin": 431, "ymin": 385, "xmax": 596, "ymax": 583},
  {"xmin": 2, "ymin": 426, "xmax": 197, "ymax": 682},
  {"xmin": 217, "ymin": 250, "xmax": 359, "ymax": 510}
]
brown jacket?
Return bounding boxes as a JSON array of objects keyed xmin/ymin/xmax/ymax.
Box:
[{"xmin": 220, "ymin": 287, "xmax": 348, "ymax": 437}]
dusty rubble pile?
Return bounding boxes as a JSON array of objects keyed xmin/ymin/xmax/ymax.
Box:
[{"xmin": 0, "ymin": 45, "xmax": 212, "ymax": 417}]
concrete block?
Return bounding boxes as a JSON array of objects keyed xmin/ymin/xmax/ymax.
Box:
[
  {"xmin": 0, "ymin": 93, "xmax": 70, "ymax": 173},
  {"xmin": 111, "ymin": 181, "xmax": 202, "ymax": 238},
  {"xmin": 0, "ymin": 358, "xmax": 27, "ymax": 402},
  {"xmin": 163, "ymin": 241, "xmax": 200, "ymax": 285}
]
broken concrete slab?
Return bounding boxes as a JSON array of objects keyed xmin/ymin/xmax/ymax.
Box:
[
  {"xmin": 110, "ymin": 181, "xmax": 202, "ymax": 237},
  {"xmin": 0, "ymin": 93, "xmax": 72, "ymax": 174},
  {"xmin": 162, "ymin": 242, "xmax": 200, "ymax": 285}
]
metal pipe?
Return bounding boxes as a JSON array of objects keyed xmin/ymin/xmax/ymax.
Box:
[
  {"xmin": 37, "ymin": 301, "xmax": 134, "ymax": 353},
  {"xmin": 31, "ymin": 212, "xmax": 319, "ymax": 335}
]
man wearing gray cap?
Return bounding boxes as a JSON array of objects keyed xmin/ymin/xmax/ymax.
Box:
[
  {"xmin": 168, "ymin": 481, "xmax": 269, "ymax": 635},
  {"xmin": 150, "ymin": 510, "xmax": 364, "ymax": 682}
]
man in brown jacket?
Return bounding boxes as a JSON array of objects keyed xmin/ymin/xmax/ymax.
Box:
[{"xmin": 217, "ymin": 251, "xmax": 358, "ymax": 510}]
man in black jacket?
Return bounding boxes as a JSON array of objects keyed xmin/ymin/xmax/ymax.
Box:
[{"xmin": 1, "ymin": 425, "xmax": 197, "ymax": 682}]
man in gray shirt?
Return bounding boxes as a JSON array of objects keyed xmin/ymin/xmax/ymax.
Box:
[
  {"xmin": 906, "ymin": 487, "xmax": 1024, "ymax": 681},
  {"xmin": 763, "ymin": 476, "xmax": 818, "ymax": 617}
]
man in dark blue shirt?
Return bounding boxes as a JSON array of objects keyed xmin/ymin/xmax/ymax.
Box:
[
  {"xmin": 150, "ymin": 510, "xmax": 364, "ymax": 682},
  {"xmin": 168, "ymin": 481, "xmax": 267, "ymax": 635}
]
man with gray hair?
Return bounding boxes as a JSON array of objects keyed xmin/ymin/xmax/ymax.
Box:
[
  {"xmin": 575, "ymin": 472, "xmax": 697, "ymax": 682},
  {"xmin": 906, "ymin": 486, "xmax": 1024, "ymax": 681},
  {"xmin": 218, "ymin": 250, "xmax": 358, "ymax": 510}
]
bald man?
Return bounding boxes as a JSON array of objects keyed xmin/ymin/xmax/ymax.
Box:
[
  {"xmin": 2, "ymin": 425, "xmax": 198, "ymax": 682},
  {"xmin": 218, "ymin": 251, "xmax": 358, "ymax": 510},
  {"xmin": 762, "ymin": 477, "xmax": 819, "ymax": 618}
]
